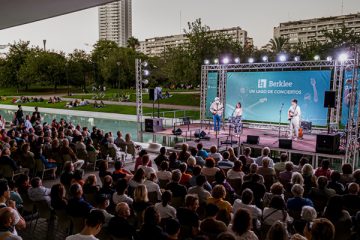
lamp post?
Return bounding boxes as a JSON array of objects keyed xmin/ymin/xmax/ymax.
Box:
[
  {"xmin": 116, "ymin": 61, "xmax": 121, "ymax": 91},
  {"xmin": 66, "ymin": 62, "xmax": 70, "ymax": 96},
  {"xmin": 43, "ymin": 39, "xmax": 46, "ymax": 51}
]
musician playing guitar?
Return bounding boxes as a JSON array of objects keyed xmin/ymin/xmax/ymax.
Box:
[
  {"xmin": 210, "ymin": 97, "xmax": 224, "ymax": 132},
  {"xmin": 288, "ymin": 99, "xmax": 302, "ymax": 140}
]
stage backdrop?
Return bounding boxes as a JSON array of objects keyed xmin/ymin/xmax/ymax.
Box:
[
  {"xmin": 224, "ymin": 70, "xmax": 332, "ymax": 126},
  {"xmin": 341, "ymin": 67, "xmax": 360, "ymax": 125},
  {"xmin": 206, "ymin": 72, "xmax": 218, "ymax": 117}
]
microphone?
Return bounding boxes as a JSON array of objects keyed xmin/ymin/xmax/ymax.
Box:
[{"xmin": 281, "ymin": 103, "xmax": 284, "ymax": 106}]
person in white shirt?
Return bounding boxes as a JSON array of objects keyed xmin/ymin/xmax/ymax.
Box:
[
  {"xmin": 232, "ymin": 102, "xmax": 243, "ymax": 135},
  {"xmin": 288, "ymin": 99, "xmax": 301, "ymax": 139},
  {"xmin": 227, "ymin": 160, "xmax": 245, "ymax": 180},
  {"xmin": 28, "ymin": 177, "xmax": 51, "ymax": 204},
  {"xmin": 93, "ymin": 194, "xmax": 113, "ymax": 227},
  {"xmin": 144, "ymin": 173, "xmax": 162, "ymax": 201},
  {"xmin": 233, "ymin": 189, "xmax": 262, "ymax": 229},
  {"xmin": 157, "ymin": 161, "xmax": 172, "ymax": 181},
  {"xmin": 154, "ymin": 190, "xmax": 176, "ymax": 219},
  {"xmin": 139, "ymin": 155, "xmax": 156, "ymax": 177},
  {"xmin": 65, "ymin": 210, "xmax": 105, "ymax": 240},
  {"xmin": 112, "ymin": 179, "xmax": 133, "ymax": 206},
  {"xmin": 210, "ymin": 97, "xmax": 223, "ymax": 132},
  {"xmin": 255, "ymin": 147, "xmax": 274, "ymax": 168},
  {"xmin": 24, "ymin": 115, "xmax": 32, "ymax": 130}
]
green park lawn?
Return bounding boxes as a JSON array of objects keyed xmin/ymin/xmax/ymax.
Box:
[
  {"xmin": 0, "ymin": 99, "xmax": 200, "ymax": 119},
  {"xmin": 0, "ymin": 87, "xmax": 72, "ymax": 96}
]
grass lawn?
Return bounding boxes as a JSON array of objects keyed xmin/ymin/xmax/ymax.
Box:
[
  {"xmin": 68, "ymin": 92, "xmax": 200, "ymax": 107},
  {"xmin": 0, "ymin": 99, "xmax": 200, "ymax": 119},
  {"xmin": 0, "ymin": 87, "xmax": 75, "ymax": 96}
]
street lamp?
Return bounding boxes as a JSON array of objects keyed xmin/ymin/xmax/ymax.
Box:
[{"xmin": 117, "ymin": 61, "xmax": 121, "ymax": 91}]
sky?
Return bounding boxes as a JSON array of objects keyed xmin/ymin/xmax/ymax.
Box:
[{"xmin": 0, "ymin": 0, "xmax": 360, "ymax": 53}]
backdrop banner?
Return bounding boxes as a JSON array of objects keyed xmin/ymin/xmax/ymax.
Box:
[
  {"xmin": 206, "ymin": 72, "xmax": 218, "ymax": 118},
  {"xmin": 341, "ymin": 67, "xmax": 359, "ymax": 125},
  {"xmin": 224, "ymin": 70, "xmax": 331, "ymax": 126}
]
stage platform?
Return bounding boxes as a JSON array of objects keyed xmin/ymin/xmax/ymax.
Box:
[{"xmin": 141, "ymin": 123, "xmax": 346, "ymax": 167}]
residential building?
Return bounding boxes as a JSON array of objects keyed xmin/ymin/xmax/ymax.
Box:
[
  {"xmin": 274, "ymin": 13, "xmax": 360, "ymax": 45},
  {"xmin": 98, "ymin": 0, "xmax": 132, "ymax": 47},
  {"xmin": 138, "ymin": 27, "xmax": 251, "ymax": 57}
]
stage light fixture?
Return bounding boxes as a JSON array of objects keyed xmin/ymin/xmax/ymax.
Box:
[
  {"xmin": 248, "ymin": 58, "xmax": 254, "ymax": 63},
  {"xmin": 326, "ymin": 56, "xmax": 333, "ymax": 61},
  {"xmin": 142, "ymin": 79, "xmax": 149, "ymax": 85},
  {"xmin": 222, "ymin": 57, "xmax": 230, "ymax": 64},
  {"xmin": 262, "ymin": 56, "xmax": 268, "ymax": 62},
  {"xmin": 234, "ymin": 57, "xmax": 240, "ymax": 64},
  {"xmin": 314, "ymin": 55, "xmax": 320, "ymax": 61},
  {"xmin": 294, "ymin": 56, "xmax": 300, "ymax": 62},
  {"xmin": 142, "ymin": 61, "xmax": 148, "ymax": 67},
  {"xmin": 204, "ymin": 59, "xmax": 210, "ymax": 65},
  {"xmin": 214, "ymin": 58, "xmax": 219, "ymax": 64},
  {"xmin": 143, "ymin": 69, "xmax": 150, "ymax": 76},
  {"xmin": 338, "ymin": 53, "xmax": 348, "ymax": 62},
  {"xmin": 279, "ymin": 54, "xmax": 287, "ymax": 62}
]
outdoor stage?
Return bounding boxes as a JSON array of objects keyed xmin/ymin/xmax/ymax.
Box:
[{"xmin": 143, "ymin": 122, "xmax": 346, "ymax": 167}]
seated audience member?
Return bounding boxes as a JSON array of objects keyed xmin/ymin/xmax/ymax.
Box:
[
  {"xmin": 114, "ymin": 131, "xmax": 126, "ymax": 151},
  {"xmin": 255, "ymin": 147, "xmax": 274, "ymax": 168},
  {"xmin": 231, "ymin": 209, "xmax": 259, "ymax": 240},
  {"xmin": 243, "ymin": 163, "xmax": 264, "ymax": 184},
  {"xmin": 50, "ymin": 183, "xmax": 68, "ymax": 211},
  {"xmin": 199, "ymin": 204, "xmax": 227, "ymax": 240},
  {"xmin": 139, "ymin": 155, "xmax": 156, "ymax": 177},
  {"xmin": 301, "ymin": 163, "xmax": 317, "ymax": 196},
  {"xmin": 134, "ymin": 149, "xmax": 150, "ymax": 171},
  {"xmin": 144, "ymin": 172, "xmax": 162, "ymax": 202},
  {"xmin": 301, "ymin": 206, "xmax": 317, "ymax": 236},
  {"xmin": 340, "ymin": 163, "xmax": 354, "ymax": 185},
  {"xmin": 0, "ymin": 207, "xmax": 22, "ymax": 240},
  {"xmin": 139, "ymin": 206, "xmax": 167, "ymax": 240},
  {"xmin": 190, "ymin": 148, "xmax": 205, "ymax": 167},
  {"xmin": 112, "ymin": 160, "xmax": 133, "ymax": 183},
  {"xmin": 177, "ymin": 143, "xmax": 190, "ymax": 162},
  {"xmin": 342, "ymin": 182, "xmax": 360, "ymax": 216},
  {"xmin": 308, "ymin": 176, "xmax": 335, "ymax": 213},
  {"xmin": 186, "ymin": 156, "xmax": 196, "ymax": 174},
  {"xmin": 157, "ymin": 161, "xmax": 172, "ymax": 182},
  {"xmin": 279, "ymin": 161, "xmax": 294, "ymax": 188},
  {"xmin": 125, "ymin": 133, "xmax": 137, "ymax": 157},
  {"xmin": 208, "ymin": 146, "xmax": 222, "ymax": 162},
  {"xmin": 266, "ymin": 220, "xmax": 288, "ymax": 240},
  {"xmin": 155, "ymin": 190, "xmax": 177, "ymax": 220},
  {"xmin": 154, "ymin": 146, "xmax": 168, "ymax": 167},
  {"xmin": 305, "ymin": 218, "xmax": 335, "ymax": 240},
  {"xmin": 262, "ymin": 195, "xmax": 291, "ymax": 228},
  {"xmin": 227, "ymin": 147, "xmax": 238, "ymax": 162},
  {"xmin": 294, "ymin": 157, "xmax": 309, "ymax": 172},
  {"xmin": 28, "ymin": 177, "xmax": 51, "ymax": 204},
  {"xmin": 287, "ymin": 184, "xmax": 314, "ymax": 219},
  {"xmin": 188, "ymin": 175, "xmax": 211, "ymax": 205},
  {"xmin": 132, "ymin": 185, "xmax": 151, "ymax": 218},
  {"xmin": 179, "ymin": 163, "xmax": 192, "ymax": 186},
  {"xmin": 314, "ymin": 159, "xmax": 332, "ymax": 179},
  {"xmin": 212, "ymin": 171, "xmax": 234, "ymax": 200},
  {"xmin": 8, "ymin": 181, "xmax": 22, "ymax": 210},
  {"xmin": 243, "ymin": 147, "xmax": 254, "ymax": 168},
  {"xmin": 93, "ymin": 194, "xmax": 113, "ymax": 226},
  {"xmin": 324, "ymin": 195, "xmax": 352, "ymax": 240},
  {"xmin": 263, "ymin": 182, "xmax": 285, "ymax": 208},
  {"xmin": 201, "ymin": 158, "xmax": 220, "ymax": 181},
  {"xmin": 207, "ymin": 185, "xmax": 232, "ymax": 215},
  {"xmin": 98, "ymin": 175, "xmax": 114, "ymax": 201},
  {"xmin": 129, "ymin": 168, "xmax": 146, "ymax": 191},
  {"xmin": 98, "ymin": 160, "xmax": 112, "ymax": 180},
  {"xmin": 274, "ymin": 153, "xmax": 288, "ymax": 175},
  {"xmin": 233, "ymin": 188, "xmax": 262, "ymax": 228},
  {"xmin": 327, "ymin": 171, "xmax": 345, "ymax": 195},
  {"xmin": 0, "ymin": 148, "xmax": 18, "ymax": 172},
  {"xmin": 108, "ymin": 202, "xmax": 138, "ymax": 239},
  {"xmin": 164, "ymin": 218, "xmax": 181, "ymax": 240},
  {"xmin": 217, "ymin": 151, "xmax": 234, "ymax": 170},
  {"xmin": 196, "ymin": 143, "xmax": 208, "ymax": 160},
  {"xmin": 189, "ymin": 165, "xmax": 212, "ymax": 191},
  {"xmin": 112, "ymin": 178, "xmax": 133, "ymax": 205},
  {"xmin": 227, "ymin": 160, "xmax": 245, "ymax": 180},
  {"xmin": 83, "ymin": 174, "xmax": 100, "ymax": 196},
  {"xmin": 66, "ymin": 183, "xmax": 93, "ymax": 218},
  {"xmin": 165, "ymin": 170, "xmax": 187, "ymax": 200},
  {"xmin": 176, "ymin": 194, "xmax": 200, "ymax": 239},
  {"xmin": 65, "ymin": 209, "xmax": 105, "ymax": 240},
  {"xmin": 168, "ymin": 152, "xmax": 181, "ymax": 170},
  {"xmin": 256, "ymin": 157, "xmax": 276, "ymax": 190},
  {"xmin": 241, "ymin": 173, "xmax": 266, "ymax": 208}
]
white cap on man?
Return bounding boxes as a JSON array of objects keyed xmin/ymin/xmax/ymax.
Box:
[{"xmin": 214, "ymin": 97, "xmax": 220, "ymax": 103}]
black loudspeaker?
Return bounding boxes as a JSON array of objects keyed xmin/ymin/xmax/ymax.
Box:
[
  {"xmin": 172, "ymin": 128, "xmax": 182, "ymax": 136},
  {"xmin": 324, "ymin": 91, "xmax": 336, "ymax": 108},
  {"xmin": 316, "ymin": 133, "xmax": 340, "ymax": 154},
  {"xmin": 149, "ymin": 89, "xmax": 155, "ymax": 101},
  {"xmin": 246, "ymin": 135, "xmax": 259, "ymax": 144},
  {"xmin": 279, "ymin": 138, "xmax": 292, "ymax": 149},
  {"xmin": 145, "ymin": 118, "xmax": 163, "ymax": 132},
  {"xmin": 194, "ymin": 129, "xmax": 207, "ymax": 139}
]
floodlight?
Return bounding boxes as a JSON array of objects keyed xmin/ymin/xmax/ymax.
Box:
[
  {"xmin": 314, "ymin": 55, "xmax": 320, "ymax": 61},
  {"xmin": 326, "ymin": 56, "xmax": 333, "ymax": 61},
  {"xmin": 142, "ymin": 61, "xmax": 148, "ymax": 67},
  {"xmin": 142, "ymin": 79, "xmax": 149, "ymax": 85},
  {"xmin": 234, "ymin": 57, "xmax": 240, "ymax": 64},
  {"xmin": 143, "ymin": 69, "xmax": 150, "ymax": 76},
  {"xmin": 279, "ymin": 54, "xmax": 287, "ymax": 62},
  {"xmin": 248, "ymin": 58, "xmax": 254, "ymax": 63},
  {"xmin": 214, "ymin": 58, "xmax": 219, "ymax": 64},
  {"xmin": 262, "ymin": 56, "xmax": 268, "ymax": 62},
  {"xmin": 338, "ymin": 53, "xmax": 348, "ymax": 62},
  {"xmin": 294, "ymin": 56, "xmax": 300, "ymax": 62},
  {"xmin": 204, "ymin": 59, "xmax": 210, "ymax": 65},
  {"xmin": 222, "ymin": 57, "xmax": 230, "ymax": 64}
]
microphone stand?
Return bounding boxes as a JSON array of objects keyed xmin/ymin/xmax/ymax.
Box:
[{"xmin": 273, "ymin": 103, "xmax": 284, "ymax": 144}]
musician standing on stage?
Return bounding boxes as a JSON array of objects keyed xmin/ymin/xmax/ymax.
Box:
[
  {"xmin": 232, "ymin": 102, "xmax": 243, "ymax": 135},
  {"xmin": 288, "ymin": 99, "xmax": 301, "ymax": 140},
  {"xmin": 210, "ymin": 97, "xmax": 223, "ymax": 132}
]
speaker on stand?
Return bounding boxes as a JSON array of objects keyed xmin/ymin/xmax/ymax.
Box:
[{"xmin": 324, "ymin": 91, "xmax": 336, "ymax": 134}]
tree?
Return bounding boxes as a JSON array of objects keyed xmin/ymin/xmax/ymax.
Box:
[
  {"xmin": 67, "ymin": 49, "xmax": 92, "ymax": 90},
  {"xmin": 127, "ymin": 37, "xmax": 140, "ymax": 50},
  {"xmin": 269, "ymin": 37, "xmax": 289, "ymax": 53}
]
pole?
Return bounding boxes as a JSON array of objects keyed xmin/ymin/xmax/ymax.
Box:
[{"xmin": 43, "ymin": 39, "xmax": 46, "ymax": 51}]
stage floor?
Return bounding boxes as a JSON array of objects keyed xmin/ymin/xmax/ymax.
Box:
[{"xmin": 150, "ymin": 123, "xmax": 344, "ymax": 156}]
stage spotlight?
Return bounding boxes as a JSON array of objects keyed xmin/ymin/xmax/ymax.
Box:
[
  {"xmin": 204, "ymin": 59, "xmax": 210, "ymax": 65},
  {"xmin": 262, "ymin": 56, "xmax": 268, "ymax": 62},
  {"xmin": 142, "ymin": 61, "xmax": 148, "ymax": 67},
  {"xmin": 143, "ymin": 69, "xmax": 150, "ymax": 76},
  {"xmin": 248, "ymin": 58, "xmax": 254, "ymax": 63},
  {"xmin": 234, "ymin": 57, "xmax": 240, "ymax": 64},
  {"xmin": 142, "ymin": 79, "xmax": 149, "ymax": 85},
  {"xmin": 294, "ymin": 56, "xmax": 300, "ymax": 62},
  {"xmin": 338, "ymin": 53, "xmax": 348, "ymax": 62},
  {"xmin": 314, "ymin": 55, "xmax": 320, "ymax": 61},
  {"xmin": 279, "ymin": 54, "xmax": 287, "ymax": 62},
  {"xmin": 214, "ymin": 58, "xmax": 219, "ymax": 64},
  {"xmin": 222, "ymin": 57, "xmax": 230, "ymax": 64},
  {"xmin": 326, "ymin": 56, "xmax": 333, "ymax": 61}
]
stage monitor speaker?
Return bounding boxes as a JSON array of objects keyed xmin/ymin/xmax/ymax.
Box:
[
  {"xmin": 149, "ymin": 88, "xmax": 155, "ymax": 101},
  {"xmin": 324, "ymin": 91, "xmax": 336, "ymax": 108},
  {"xmin": 316, "ymin": 133, "xmax": 340, "ymax": 154},
  {"xmin": 172, "ymin": 128, "xmax": 182, "ymax": 136},
  {"xmin": 194, "ymin": 129, "xmax": 207, "ymax": 139},
  {"xmin": 145, "ymin": 118, "xmax": 163, "ymax": 132},
  {"xmin": 246, "ymin": 135, "xmax": 259, "ymax": 144},
  {"xmin": 279, "ymin": 138, "xmax": 292, "ymax": 149}
]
